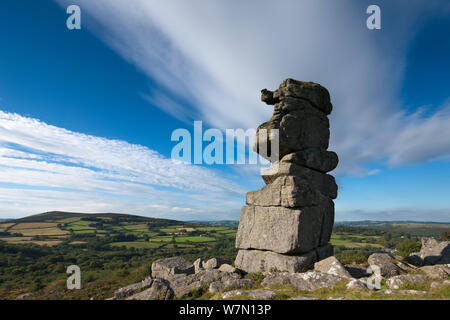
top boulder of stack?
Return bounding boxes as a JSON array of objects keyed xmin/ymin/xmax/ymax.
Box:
[{"xmin": 261, "ymin": 78, "xmax": 333, "ymax": 115}]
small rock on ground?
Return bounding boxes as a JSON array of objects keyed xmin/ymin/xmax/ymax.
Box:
[
  {"xmin": 430, "ymin": 280, "xmax": 450, "ymax": 290},
  {"xmin": 346, "ymin": 278, "xmax": 368, "ymax": 290},
  {"xmin": 314, "ymin": 256, "xmax": 352, "ymax": 278}
]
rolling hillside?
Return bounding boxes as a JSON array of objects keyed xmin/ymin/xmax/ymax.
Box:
[
  {"xmin": 336, "ymin": 221, "xmax": 450, "ymax": 239},
  {"xmin": 0, "ymin": 211, "xmax": 236, "ymax": 249},
  {"xmin": 0, "ymin": 211, "xmax": 238, "ymax": 299}
]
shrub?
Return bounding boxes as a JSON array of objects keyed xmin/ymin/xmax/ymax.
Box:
[{"xmin": 396, "ymin": 238, "xmax": 421, "ymax": 257}]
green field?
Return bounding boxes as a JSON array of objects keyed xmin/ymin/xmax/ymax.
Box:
[
  {"xmin": 175, "ymin": 236, "xmax": 216, "ymax": 242},
  {"xmin": 109, "ymin": 241, "xmax": 162, "ymax": 249},
  {"xmin": 0, "ymin": 211, "xmax": 235, "ymax": 250}
]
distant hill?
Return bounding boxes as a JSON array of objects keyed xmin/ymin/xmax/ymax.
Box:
[
  {"xmin": 336, "ymin": 220, "xmax": 450, "ymax": 238},
  {"xmin": 188, "ymin": 220, "xmax": 239, "ymax": 228},
  {"xmin": 12, "ymin": 211, "xmax": 177, "ymax": 224},
  {"xmin": 0, "ymin": 211, "xmax": 238, "ymax": 300},
  {"xmin": 0, "ymin": 211, "xmax": 237, "ymax": 249}
]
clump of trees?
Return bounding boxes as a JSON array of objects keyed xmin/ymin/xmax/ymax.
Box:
[
  {"xmin": 442, "ymin": 231, "xmax": 450, "ymax": 240},
  {"xmin": 395, "ymin": 238, "xmax": 421, "ymax": 257}
]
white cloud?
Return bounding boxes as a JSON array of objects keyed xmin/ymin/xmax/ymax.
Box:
[
  {"xmin": 54, "ymin": 0, "xmax": 450, "ymax": 177},
  {"xmin": 367, "ymin": 169, "xmax": 381, "ymax": 176},
  {"xmin": 0, "ymin": 110, "xmax": 245, "ymax": 219}
]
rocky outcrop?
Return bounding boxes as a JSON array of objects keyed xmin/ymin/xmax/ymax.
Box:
[
  {"xmin": 151, "ymin": 257, "xmax": 194, "ymax": 278},
  {"xmin": 367, "ymin": 253, "xmax": 404, "ymax": 278},
  {"xmin": 235, "ymin": 79, "xmax": 338, "ymax": 273},
  {"xmin": 314, "ymin": 256, "xmax": 352, "ymax": 278},
  {"xmin": 402, "ymin": 238, "xmax": 450, "ymax": 267},
  {"xmin": 419, "ymin": 237, "xmax": 450, "ymax": 265},
  {"xmin": 386, "ymin": 274, "xmax": 429, "ymax": 290},
  {"xmin": 419, "ymin": 264, "xmax": 450, "ymax": 279},
  {"xmin": 126, "ymin": 279, "xmax": 173, "ymax": 300},
  {"xmin": 193, "ymin": 258, "xmax": 204, "ymax": 273},
  {"xmin": 209, "ymin": 278, "xmax": 254, "ymax": 294},
  {"xmin": 395, "ymin": 260, "xmax": 418, "ymax": 273},
  {"xmin": 203, "ymin": 257, "xmax": 231, "ymax": 269},
  {"xmin": 113, "ymin": 277, "xmax": 153, "ymax": 299},
  {"xmin": 112, "ymin": 251, "xmax": 445, "ymax": 300},
  {"xmin": 235, "ymin": 244, "xmax": 333, "ymax": 273},
  {"xmin": 261, "ymin": 271, "xmax": 343, "ymax": 291},
  {"xmin": 163, "ymin": 269, "xmax": 242, "ymax": 297},
  {"xmin": 346, "ymin": 278, "xmax": 368, "ymax": 290},
  {"xmin": 218, "ymin": 264, "xmax": 238, "ymax": 273}
]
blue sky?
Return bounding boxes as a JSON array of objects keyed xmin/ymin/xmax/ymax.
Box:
[{"xmin": 0, "ymin": 1, "xmax": 449, "ymax": 221}]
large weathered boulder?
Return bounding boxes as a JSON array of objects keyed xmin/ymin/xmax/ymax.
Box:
[
  {"xmin": 367, "ymin": 253, "xmax": 404, "ymax": 278},
  {"xmin": 164, "ymin": 269, "xmax": 242, "ymax": 297},
  {"xmin": 314, "ymin": 256, "xmax": 352, "ymax": 278},
  {"xmin": 235, "ymin": 244, "xmax": 333, "ymax": 274},
  {"xmin": 281, "ymin": 148, "xmax": 338, "ymax": 173},
  {"xmin": 193, "ymin": 258, "xmax": 204, "ymax": 273},
  {"xmin": 203, "ymin": 257, "xmax": 231, "ymax": 269},
  {"xmin": 419, "ymin": 265, "xmax": 450, "ymax": 279},
  {"xmin": 126, "ymin": 278, "xmax": 173, "ymax": 300},
  {"xmin": 386, "ymin": 274, "xmax": 429, "ymax": 290},
  {"xmin": 261, "ymin": 271, "xmax": 343, "ymax": 291},
  {"xmin": 246, "ymin": 176, "xmax": 327, "ymax": 208},
  {"xmin": 261, "ymin": 162, "xmax": 337, "ymax": 199},
  {"xmin": 346, "ymin": 278, "xmax": 368, "ymax": 290},
  {"xmin": 209, "ymin": 278, "xmax": 254, "ymax": 294},
  {"xmin": 395, "ymin": 260, "xmax": 418, "ymax": 273},
  {"xmin": 235, "ymin": 249, "xmax": 317, "ymax": 273},
  {"xmin": 218, "ymin": 264, "xmax": 238, "ymax": 273},
  {"xmin": 272, "ymin": 79, "xmax": 333, "ymax": 115},
  {"xmin": 255, "ymin": 98, "xmax": 330, "ymax": 159},
  {"xmin": 151, "ymin": 257, "xmax": 194, "ymax": 279},
  {"xmin": 235, "ymin": 205, "xmax": 324, "ymax": 254},
  {"xmin": 114, "ymin": 277, "xmax": 153, "ymax": 299},
  {"xmin": 419, "ymin": 237, "xmax": 450, "ymax": 265}
]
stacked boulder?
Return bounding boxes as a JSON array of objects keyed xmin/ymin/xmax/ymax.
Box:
[{"xmin": 234, "ymin": 79, "xmax": 339, "ymax": 273}]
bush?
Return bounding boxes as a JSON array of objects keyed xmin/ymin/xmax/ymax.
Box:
[{"xmin": 396, "ymin": 238, "xmax": 421, "ymax": 257}]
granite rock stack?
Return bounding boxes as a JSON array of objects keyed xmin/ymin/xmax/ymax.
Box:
[{"xmin": 234, "ymin": 79, "xmax": 339, "ymax": 273}]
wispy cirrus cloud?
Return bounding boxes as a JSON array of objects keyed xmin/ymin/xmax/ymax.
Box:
[
  {"xmin": 54, "ymin": 0, "xmax": 450, "ymax": 177},
  {"xmin": 0, "ymin": 110, "xmax": 244, "ymax": 219}
]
